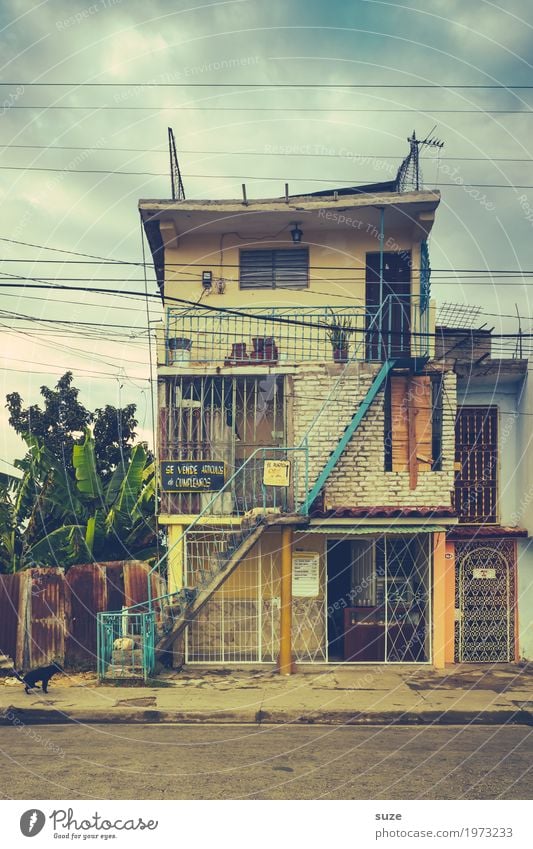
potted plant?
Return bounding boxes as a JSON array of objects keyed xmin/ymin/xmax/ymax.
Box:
[
  {"xmin": 326, "ymin": 316, "xmax": 353, "ymax": 362},
  {"xmin": 251, "ymin": 336, "xmax": 278, "ymax": 362},
  {"xmin": 167, "ymin": 336, "xmax": 192, "ymax": 364}
]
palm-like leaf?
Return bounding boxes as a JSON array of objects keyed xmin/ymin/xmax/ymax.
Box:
[
  {"xmin": 25, "ymin": 524, "xmax": 87, "ymax": 567},
  {"xmin": 73, "ymin": 429, "xmax": 102, "ymax": 499}
]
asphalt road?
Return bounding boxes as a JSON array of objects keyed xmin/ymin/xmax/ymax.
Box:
[{"xmin": 0, "ymin": 724, "xmax": 530, "ymax": 800}]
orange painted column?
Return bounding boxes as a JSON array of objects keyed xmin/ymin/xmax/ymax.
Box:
[
  {"xmin": 432, "ymin": 532, "xmax": 447, "ymax": 669},
  {"xmin": 278, "ymin": 527, "xmax": 294, "ymax": 675},
  {"xmin": 444, "ymin": 541, "xmax": 456, "ymax": 664}
]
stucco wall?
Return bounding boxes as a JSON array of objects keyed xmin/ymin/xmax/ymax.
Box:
[{"xmin": 162, "ymin": 225, "xmax": 422, "ymax": 310}]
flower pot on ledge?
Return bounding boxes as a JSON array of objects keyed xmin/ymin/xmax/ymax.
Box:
[
  {"xmin": 333, "ymin": 347, "xmax": 349, "ymax": 363},
  {"xmin": 167, "ymin": 336, "xmax": 192, "ymax": 364}
]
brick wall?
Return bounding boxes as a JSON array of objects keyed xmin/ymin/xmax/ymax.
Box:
[{"xmin": 292, "ymin": 362, "xmax": 456, "ymax": 509}]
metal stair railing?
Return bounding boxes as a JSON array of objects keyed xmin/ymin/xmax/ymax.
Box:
[
  {"xmin": 298, "ymin": 358, "xmax": 397, "ymax": 515},
  {"xmin": 96, "ymin": 294, "xmax": 426, "ymax": 676},
  {"xmin": 122, "ymin": 443, "xmax": 308, "ymax": 614}
]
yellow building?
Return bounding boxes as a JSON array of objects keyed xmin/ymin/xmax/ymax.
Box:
[{"xmin": 139, "ymin": 182, "xmax": 458, "ymax": 670}]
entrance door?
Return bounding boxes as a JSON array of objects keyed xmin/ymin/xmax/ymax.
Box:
[
  {"xmin": 327, "ymin": 540, "xmax": 352, "ymax": 660},
  {"xmin": 366, "ymin": 252, "xmax": 411, "ymax": 359},
  {"xmin": 455, "ymin": 541, "xmax": 516, "ymax": 662}
]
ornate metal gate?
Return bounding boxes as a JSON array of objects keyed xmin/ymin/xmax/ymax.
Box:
[{"xmin": 455, "ymin": 541, "xmax": 516, "ymax": 662}]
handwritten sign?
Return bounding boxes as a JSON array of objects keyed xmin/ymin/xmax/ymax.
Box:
[
  {"xmin": 161, "ymin": 461, "xmax": 225, "ymax": 492},
  {"xmin": 263, "ymin": 459, "xmax": 291, "ymax": 487},
  {"xmin": 292, "ymin": 552, "xmax": 320, "ymax": 597}
]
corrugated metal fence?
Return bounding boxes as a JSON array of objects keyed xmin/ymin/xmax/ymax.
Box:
[{"xmin": 0, "ymin": 561, "xmax": 162, "ymax": 669}]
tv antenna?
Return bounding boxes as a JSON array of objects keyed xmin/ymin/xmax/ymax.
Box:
[
  {"xmin": 396, "ymin": 128, "xmax": 444, "ymax": 192},
  {"xmin": 168, "ymin": 127, "xmax": 185, "ymax": 200}
]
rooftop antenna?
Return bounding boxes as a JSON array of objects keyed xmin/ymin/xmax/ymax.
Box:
[
  {"xmin": 168, "ymin": 127, "xmax": 185, "ymax": 200},
  {"xmin": 396, "ymin": 128, "xmax": 444, "ymax": 192}
]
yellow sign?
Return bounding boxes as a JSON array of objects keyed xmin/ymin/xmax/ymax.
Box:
[{"xmin": 263, "ymin": 459, "xmax": 291, "ymax": 487}]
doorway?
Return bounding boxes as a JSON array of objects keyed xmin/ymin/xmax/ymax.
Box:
[
  {"xmin": 455, "ymin": 540, "xmax": 516, "ymax": 662},
  {"xmin": 365, "ymin": 251, "xmax": 412, "ymax": 359},
  {"xmin": 326, "ymin": 540, "xmax": 352, "ymax": 660},
  {"xmin": 326, "ymin": 535, "xmax": 431, "ymax": 663}
]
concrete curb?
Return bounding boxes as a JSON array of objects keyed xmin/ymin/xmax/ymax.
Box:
[{"xmin": 1, "ymin": 705, "xmax": 532, "ymax": 726}]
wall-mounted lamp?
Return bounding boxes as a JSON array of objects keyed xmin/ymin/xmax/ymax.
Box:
[{"xmin": 291, "ymin": 223, "xmax": 303, "ymax": 244}]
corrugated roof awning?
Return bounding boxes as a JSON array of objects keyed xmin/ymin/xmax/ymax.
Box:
[{"xmin": 300, "ymin": 525, "xmax": 443, "ymax": 536}]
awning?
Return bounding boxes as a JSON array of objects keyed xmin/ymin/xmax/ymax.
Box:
[{"xmin": 300, "ymin": 525, "xmax": 444, "ymax": 536}]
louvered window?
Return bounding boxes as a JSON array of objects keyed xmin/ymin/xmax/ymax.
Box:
[{"xmin": 240, "ymin": 248, "xmax": 309, "ymax": 289}]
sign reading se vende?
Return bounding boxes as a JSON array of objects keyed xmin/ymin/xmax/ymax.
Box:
[{"xmin": 161, "ymin": 461, "xmax": 225, "ymax": 492}]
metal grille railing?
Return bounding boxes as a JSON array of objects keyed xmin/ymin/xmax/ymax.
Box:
[
  {"xmin": 96, "ymin": 611, "xmax": 155, "ymax": 682},
  {"xmin": 165, "ymin": 297, "xmax": 429, "ymax": 366}
]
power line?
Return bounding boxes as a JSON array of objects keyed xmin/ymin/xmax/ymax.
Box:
[
  {"xmin": 5, "ymin": 264, "xmax": 533, "ymax": 274},
  {"xmin": 5, "ymin": 239, "xmax": 533, "ymax": 290},
  {"xmin": 4, "ymin": 143, "xmax": 533, "ymax": 164},
  {"xmin": 4, "ymin": 83, "xmax": 533, "ymax": 88},
  {"xmin": 2, "ymin": 279, "xmax": 533, "ymax": 338},
  {"xmin": 1, "ymin": 163, "xmax": 532, "ymax": 189},
  {"xmin": 7, "ymin": 237, "xmax": 533, "ymax": 277},
  {"xmin": 7, "ymin": 105, "xmax": 533, "ymax": 113}
]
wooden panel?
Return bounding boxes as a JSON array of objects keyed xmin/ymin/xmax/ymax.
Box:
[
  {"xmin": 391, "ymin": 375, "xmax": 433, "ymax": 475},
  {"xmin": 412, "ymin": 375, "xmax": 433, "ymax": 471},
  {"xmin": 391, "ymin": 376, "xmax": 409, "ymax": 471}
]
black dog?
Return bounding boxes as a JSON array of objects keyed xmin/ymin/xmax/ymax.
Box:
[{"xmin": 15, "ymin": 661, "xmax": 63, "ymax": 694}]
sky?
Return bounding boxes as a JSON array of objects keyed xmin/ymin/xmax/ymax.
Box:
[{"xmin": 2, "ymin": 0, "xmax": 533, "ymax": 469}]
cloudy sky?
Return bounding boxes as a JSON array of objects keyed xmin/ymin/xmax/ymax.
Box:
[{"xmin": 1, "ymin": 0, "xmax": 533, "ymax": 468}]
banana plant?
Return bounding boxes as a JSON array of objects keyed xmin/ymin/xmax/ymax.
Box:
[{"xmin": 1, "ymin": 429, "xmax": 159, "ymax": 571}]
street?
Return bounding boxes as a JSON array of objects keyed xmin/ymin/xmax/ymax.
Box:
[{"xmin": 0, "ymin": 724, "xmax": 530, "ymax": 800}]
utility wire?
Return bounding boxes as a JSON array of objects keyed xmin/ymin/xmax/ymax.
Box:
[
  {"xmin": 7, "ymin": 106, "xmax": 533, "ymax": 113},
  {"xmin": 4, "ymin": 83, "xmax": 533, "ymax": 88},
  {"xmin": 2, "ymin": 280, "xmax": 533, "ymax": 338},
  {"xmin": 1, "ymin": 163, "xmax": 532, "ymax": 189},
  {"xmin": 4, "ymin": 143, "xmax": 533, "ymax": 164}
]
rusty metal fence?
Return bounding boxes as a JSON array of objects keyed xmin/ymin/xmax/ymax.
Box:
[{"xmin": 0, "ymin": 561, "xmax": 161, "ymax": 670}]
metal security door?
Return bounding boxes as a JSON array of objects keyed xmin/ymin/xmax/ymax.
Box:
[{"xmin": 455, "ymin": 542, "xmax": 516, "ymax": 662}]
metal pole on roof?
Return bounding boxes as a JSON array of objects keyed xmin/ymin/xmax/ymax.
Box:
[{"xmin": 379, "ymin": 206, "xmax": 385, "ymax": 358}]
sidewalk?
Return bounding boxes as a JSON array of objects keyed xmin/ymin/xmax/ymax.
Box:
[{"xmin": 1, "ymin": 663, "xmax": 532, "ymax": 726}]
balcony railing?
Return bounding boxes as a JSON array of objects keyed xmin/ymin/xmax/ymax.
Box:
[{"xmin": 165, "ymin": 297, "xmax": 429, "ymax": 366}]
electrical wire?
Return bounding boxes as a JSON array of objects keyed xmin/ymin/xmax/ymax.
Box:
[
  {"xmin": 5, "ymin": 83, "xmax": 533, "ymax": 88},
  {"xmin": 2, "ymin": 163, "xmax": 533, "ymax": 189},
  {"xmin": 7, "ymin": 106, "xmax": 533, "ymax": 113},
  {"xmin": 4, "ymin": 143, "xmax": 533, "ymax": 164}
]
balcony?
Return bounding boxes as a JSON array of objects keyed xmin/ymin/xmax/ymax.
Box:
[{"xmin": 164, "ymin": 297, "xmax": 430, "ymax": 368}]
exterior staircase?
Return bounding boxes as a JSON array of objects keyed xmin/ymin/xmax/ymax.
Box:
[
  {"xmin": 154, "ymin": 513, "xmax": 307, "ymax": 655},
  {"xmin": 97, "ymin": 363, "xmax": 395, "ymax": 680},
  {"xmin": 299, "ymin": 359, "xmax": 396, "ymax": 515}
]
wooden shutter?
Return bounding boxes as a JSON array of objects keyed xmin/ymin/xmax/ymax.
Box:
[
  {"xmin": 391, "ymin": 376, "xmax": 410, "ymax": 472},
  {"xmin": 240, "ymin": 249, "xmax": 308, "ymax": 289},
  {"xmin": 412, "ymin": 376, "xmax": 432, "ymax": 471},
  {"xmin": 390, "ymin": 375, "xmax": 433, "ymax": 474},
  {"xmin": 240, "ymin": 250, "xmax": 275, "ymax": 289},
  {"xmin": 273, "ymin": 249, "xmax": 308, "ymax": 288}
]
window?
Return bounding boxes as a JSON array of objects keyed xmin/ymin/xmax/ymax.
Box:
[
  {"xmin": 384, "ymin": 374, "xmax": 441, "ymax": 481},
  {"xmin": 240, "ymin": 248, "xmax": 309, "ymax": 289},
  {"xmin": 454, "ymin": 406, "xmax": 498, "ymax": 523}
]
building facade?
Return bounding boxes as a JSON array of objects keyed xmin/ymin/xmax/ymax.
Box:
[{"xmin": 138, "ymin": 183, "xmax": 530, "ymax": 670}]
